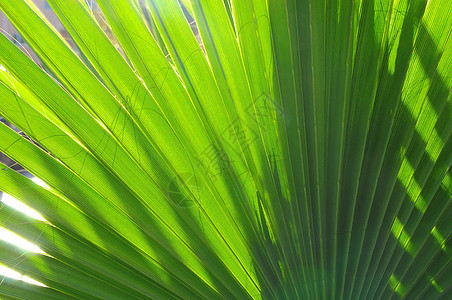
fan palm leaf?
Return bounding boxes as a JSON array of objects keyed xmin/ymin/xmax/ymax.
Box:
[{"xmin": 0, "ymin": 0, "xmax": 450, "ymax": 298}]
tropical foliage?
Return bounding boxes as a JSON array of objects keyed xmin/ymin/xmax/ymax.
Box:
[{"xmin": 0, "ymin": 0, "xmax": 450, "ymax": 299}]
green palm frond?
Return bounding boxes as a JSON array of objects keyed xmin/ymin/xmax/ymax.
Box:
[{"xmin": 0, "ymin": 0, "xmax": 450, "ymax": 299}]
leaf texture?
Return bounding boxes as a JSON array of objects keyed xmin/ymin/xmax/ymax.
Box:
[{"xmin": 0, "ymin": 0, "xmax": 450, "ymax": 299}]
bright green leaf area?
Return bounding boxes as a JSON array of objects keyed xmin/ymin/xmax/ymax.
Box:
[{"xmin": 0, "ymin": 0, "xmax": 450, "ymax": 299}]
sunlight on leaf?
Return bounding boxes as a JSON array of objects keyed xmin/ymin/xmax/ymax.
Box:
[
  {"xmin": 1, "ymin": 193, "xmax": 46, "ymax": 221},
  {"xmin": 391, "ymin": 217, "xmax": 414, "ymax": 256},
  {"xmin": 0, "ymin": 227, "xmax": 45, "ymax": 254},
  {"xmin": 0, "ymin": 264, "xmax": 47, "ymax": 287}
]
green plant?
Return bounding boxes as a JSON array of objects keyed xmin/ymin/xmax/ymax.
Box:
[{"xmin": 0, "ymin": 0, "xmax": 450, "ymax": 299}]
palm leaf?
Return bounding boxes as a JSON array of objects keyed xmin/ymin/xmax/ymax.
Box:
[{"xmin": 0, "ymin": 0, "xmax": 450, "ymax": 298}]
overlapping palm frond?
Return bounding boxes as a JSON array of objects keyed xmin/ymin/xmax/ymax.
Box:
[{"xmin": 0, "ymin": 0, "xmax": 450, "ymax": 299}]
